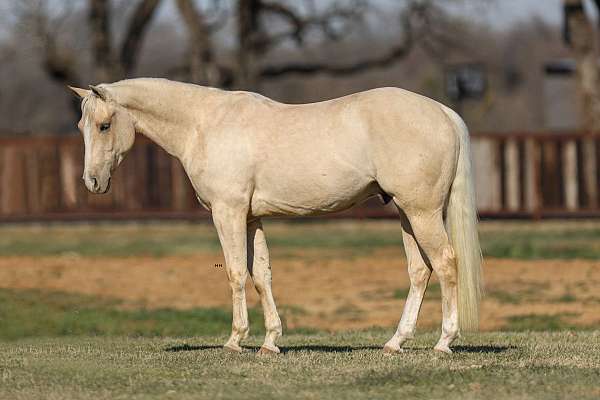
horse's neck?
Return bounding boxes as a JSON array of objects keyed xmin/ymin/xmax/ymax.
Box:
[
  {"xmin": 113, "ymin": 80, "xmax": 219, "ymax": 159},
  {"xmin": 128, "ymin": 106, "xmax": 188, "ymax": 159}
]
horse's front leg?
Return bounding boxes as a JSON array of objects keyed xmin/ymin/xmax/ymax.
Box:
[
  {"xmin": 247, "ymin": 219, "xmax": 282, "ymax": 354},
  {"xmin": 212, "ymin": 203, "xmax": 249, "ymax": 353}
]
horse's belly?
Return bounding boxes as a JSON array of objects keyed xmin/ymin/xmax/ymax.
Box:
[{"xmin": 250, "ymin": 176, "xmax": 379, "ymax": 217}]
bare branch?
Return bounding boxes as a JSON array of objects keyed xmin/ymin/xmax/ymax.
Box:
[
  {"xmin": 202, "ymin": 0, "xmax": 230, "ymax": 33},
  {"xmin": 260, "ymin": 0, "xmax": 367, "ymax": 47},
  {"xmin": 260, "ymin": 40, "xmax": 413, "ymax": 78},
  {"xmin": 260, "ymin": 1, "xmax": 420, "ymax": 79},
  {"xmin": 261, "ymin": 1, "xmax": 306, "ymax": 44},
  {"xmin": 258, "ymin": 1, "xmax": 466, "ymax": 79}
]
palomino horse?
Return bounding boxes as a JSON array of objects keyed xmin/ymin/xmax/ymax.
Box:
[{"xmin": 69, "ymin": 78, "xmax": 482, "ymax": 355}]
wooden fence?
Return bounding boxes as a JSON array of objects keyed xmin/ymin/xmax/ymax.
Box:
[
  {"xmin": 472, "ymin": 132, "xmax": 599, "ymax": 218},
  {"xmin": 0, "ymin": 132, "xmax": 599, "ymax": 221}
]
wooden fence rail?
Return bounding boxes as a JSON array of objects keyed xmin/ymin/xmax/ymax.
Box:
[{"xmin": 0, "ymin": 132, "xmax": 599, "ymax": 221}]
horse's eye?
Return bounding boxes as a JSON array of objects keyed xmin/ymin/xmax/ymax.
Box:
[{"xmin": 99, "ymin": 122, "xmax": 111, "ymax": 132}]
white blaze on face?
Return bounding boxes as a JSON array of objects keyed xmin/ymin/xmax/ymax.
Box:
[
  {"xmin": 80, "ymin": 95, "xmax": 113, "ymax": 193},
  {"xmin": 80, "ymin": 96, "xmax": 94, "ymax": 191},
  {"xmin": 82, "ymin": 116, "xmax": 93, "ymax": 181}
]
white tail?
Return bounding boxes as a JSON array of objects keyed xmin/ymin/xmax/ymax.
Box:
[{"xmin": 442, "ymin": 106, "xmax": 483, "ymax": 332}]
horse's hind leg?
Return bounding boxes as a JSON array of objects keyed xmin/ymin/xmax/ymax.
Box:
[
  {"xmin": 384, "ymin": 210, "xmax": 432, "ymax": 353},
  {"xmin": 404, "ymin": 210, "xmax": 460, "ymax": 354},
  {"xmin": 247, "ymin": 219, "xmax": 282, "ymax": 354}
]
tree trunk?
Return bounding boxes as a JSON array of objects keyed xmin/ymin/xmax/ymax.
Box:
[
  {"xmin": 237, "ymin": 0, "xmax": 263, "ymax": 90},
  {"xmin": 175, "ymin": 0, "xmax": 220, "ymax": 86},
  {"xmin": 120, "ymin": 0, "xmax": 161, "ymax": 75},
  {"xmin": 89, "ymin": 0, "xmax": 117, "ymax": 82}
]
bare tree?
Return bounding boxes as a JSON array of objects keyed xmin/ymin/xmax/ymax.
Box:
[
  {"xmin": 234, "ymin": 0, "xmax": 465, "ymax": 90},
  {"xmin": 174, "ymin": 0, "xmax": 226, "ymax": 86},
  {"xmin": 17, "ymin": 0, "xmax": 161, "ymax": 85},
  {"xmin": 563, "ymin": 0, "xmax": 598, "ymax": 207},
  {"xmin": 17, "ymin": 0, "xmax": 473, "ymax": 90},
  {"xmin": 564, "ymin": 0, "xmax": 600, "ymax": 129}
]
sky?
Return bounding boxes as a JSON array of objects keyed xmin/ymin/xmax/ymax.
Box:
[{"xmin": 444, "ymin": 0, "xmax": 563, "ymax": 29}]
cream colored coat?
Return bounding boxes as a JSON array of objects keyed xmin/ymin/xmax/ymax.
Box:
[{"xmin": 70, "ymin": 78, "xmax": 482, "ymax": 355}]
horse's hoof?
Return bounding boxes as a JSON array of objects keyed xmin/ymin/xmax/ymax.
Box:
[
  {"xmin": 434, "ymin": 345, "xmax": 452, "ymax": 354},
  {"xmin": 383, "ymin": 345, "xmax": 403, "ymax": 354},
  {"xmin": 223, "ymin": 344, "xmax": 243, "ymax": 353},
  {"xmin": 257, "ymin": 345, "xmax": 280, "ymax": 355}
]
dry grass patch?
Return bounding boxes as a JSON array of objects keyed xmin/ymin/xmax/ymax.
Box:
[{"xmin": 1, "ymin": 332, "xmax": 599, "ymax": 400}]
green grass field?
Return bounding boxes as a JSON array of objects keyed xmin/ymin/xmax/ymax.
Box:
[
  {"xmin": 1, "ymin": 332, "xmax": 599, "ymax": 400},
  {"xmin": 0, "ymin": 220, "xmax": 599, "ymax": 399},
  {"xmin": 0, "ymin": 219, "xmax": 599, "ymax": 258}
]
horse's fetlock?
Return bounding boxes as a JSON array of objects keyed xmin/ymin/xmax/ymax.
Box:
[
  {"xmin": 398, "ymin": 330, "xmax": 415, "ymax": 340},
  {"xmin": 237, "ymin": 324, "xmax": 250, "ymax": 338},
  {"xmin": 270, "ymin": 323, "xmax": 283, "ymax": 336}
]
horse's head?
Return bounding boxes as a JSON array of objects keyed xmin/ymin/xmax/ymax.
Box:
[{"xmin": 69, "ymin": 85, "xmax": 135, "ymax": 194}]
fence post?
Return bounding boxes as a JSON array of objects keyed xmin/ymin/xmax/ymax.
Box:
[
  {"xmin": 563, "ymin": 140, "xmax": 579, "ymax": 210},
  {"xmin": 524, "ymin": 138, "xmax": 541, "ymax": 215},
  {"xmin": 504, "ymin": 139, "xmax": 521, "ymax": 211},
  {"xmin": 581, "ymin": 136, "xmax": 598, "ymax": 208},
  {"xmin": 60, "ymin": 144, "xmax": 80, "ymax": 209}
]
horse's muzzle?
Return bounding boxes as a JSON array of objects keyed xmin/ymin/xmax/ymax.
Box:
[{"xmin": 84, "ymin": 174, "xmax": 111, "ymax": 194}]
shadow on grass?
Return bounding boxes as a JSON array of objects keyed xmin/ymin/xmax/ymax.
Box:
[
  {"xmin": 165, "ymin": 344, "xmax": 518, "ymax": 354},
  {"xmin": 452, "ymin": 345, "xmax": 516, "ymax": 353},
  {"xmin": 165, "ymin": 344, "xmax": 223, "ymax": 352},
  {"xmin": 279, "ymin": 344, "xmax": 517, "ymax": 354},
  {"xmin": 280, "ymin": 345, "xmax": 382, "ymax": 353},
  {"xmin": 164, "ymin": 344, "xmax": 383, "ymax": 353},
  {"xmin": 165, "ymin": 343, "xmax": 515, "ymax": 354}
]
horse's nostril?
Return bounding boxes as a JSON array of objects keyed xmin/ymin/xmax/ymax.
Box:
[{"xmin": 91, "ymin": 176, "xmax": 99, "ymax": 191}]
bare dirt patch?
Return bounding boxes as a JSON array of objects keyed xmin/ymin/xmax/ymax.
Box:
[{"xmin": 1, "ymin": 249, "xmax": 598, "ymax": 331}]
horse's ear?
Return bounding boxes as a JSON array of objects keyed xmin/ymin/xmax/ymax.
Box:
[
  {"xmin": 89, "ymin": 85, "xmax": 110, "ymax": 101},
  {"xmin": 68, "ymin": 85, "xmax": 91, "ymax": 99}
]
